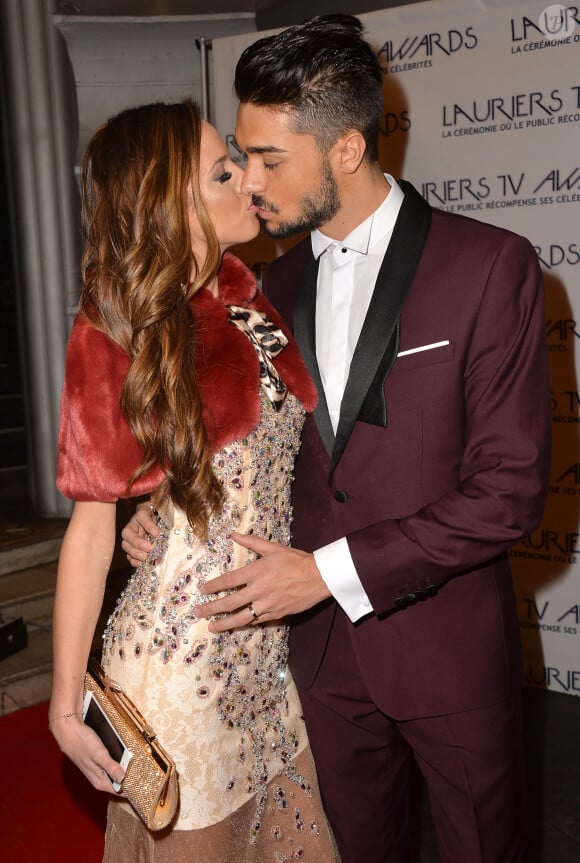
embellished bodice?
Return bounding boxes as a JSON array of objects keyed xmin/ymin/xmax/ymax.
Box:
[
  {"xmin": 101, "ymin": 391, "xmax": 312, "ymax": 833},
  {"xmin": 103, "ymin": 390, "xmax": 304, "ymax": 669}
]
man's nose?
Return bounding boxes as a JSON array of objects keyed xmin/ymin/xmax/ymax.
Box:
[{"xmin": 240, "ymin": 164, "xmax": 263, "ymax": 196}]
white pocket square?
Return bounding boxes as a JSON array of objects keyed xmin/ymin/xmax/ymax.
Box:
[{"xmin": 397, "ymin": 340, "xmax": 450, "ymax": 358}]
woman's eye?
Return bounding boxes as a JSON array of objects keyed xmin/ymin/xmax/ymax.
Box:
[{"xmin": 217, "ymin": 171, "xmax": 233, "ymax": 184}]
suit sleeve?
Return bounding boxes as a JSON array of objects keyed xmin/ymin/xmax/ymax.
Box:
[{"xmin": 348, "ymin": 234, "xmax": 551, "ymax": 615}]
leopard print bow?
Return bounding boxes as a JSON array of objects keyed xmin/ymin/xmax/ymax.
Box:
[{"xmin": 227, "ymin": 305, "xmax": 289, "ymax": 409}]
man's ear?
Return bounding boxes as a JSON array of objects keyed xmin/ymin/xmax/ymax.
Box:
[{"xmin": 331, "ymin": 129, "xmax": 367, "ymax": 174}]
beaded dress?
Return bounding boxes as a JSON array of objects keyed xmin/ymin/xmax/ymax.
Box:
[{"xmin": 56, "ymin": 254, "xmax": 339, "ymax": 863}]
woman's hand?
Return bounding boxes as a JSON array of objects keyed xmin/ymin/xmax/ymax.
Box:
[{"xmin": 50, "ymin": 711, "xmax": 127, "ymax": 793}]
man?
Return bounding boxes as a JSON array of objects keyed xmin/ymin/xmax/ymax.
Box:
[{"xmin": 123, "ymin": 15, "xmax": 551, "ymax": 862}]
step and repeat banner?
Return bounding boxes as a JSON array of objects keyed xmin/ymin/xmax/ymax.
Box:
[{"xmin": 212, "ymin": 0, "xmax": 580, "ymax": 697}]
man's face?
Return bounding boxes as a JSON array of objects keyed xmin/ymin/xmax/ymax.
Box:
[{"xmin": 235, "ymin": 102, "xmax": 340, "ymax": 239}]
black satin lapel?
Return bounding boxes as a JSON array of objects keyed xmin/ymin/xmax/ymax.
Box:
[
  {"xmin": 331, "ymin": 182, "xmax": 432, "ymax": 473},
  {"xmin": 293, "ymin": 256, "xmax": 335, "ymax": 458}
]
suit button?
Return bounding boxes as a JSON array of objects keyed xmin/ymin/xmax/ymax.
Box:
[{"xmin": 334, "ymin": 490, "xmax": 348, "ymax": 503}]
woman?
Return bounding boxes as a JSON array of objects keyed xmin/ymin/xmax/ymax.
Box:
[{"xmin": 49, "ymin": 99, "xmax": 338, "ymax": 862}]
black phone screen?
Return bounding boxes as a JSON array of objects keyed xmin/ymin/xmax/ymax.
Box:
[{"xmin": 84, "ymin": 695, "xmax": 126, "ymax": 762}]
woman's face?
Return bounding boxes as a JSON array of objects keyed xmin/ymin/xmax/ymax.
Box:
[{"xmin": 188, "ymin": 121, "xmax": 260, "ymax": 255}]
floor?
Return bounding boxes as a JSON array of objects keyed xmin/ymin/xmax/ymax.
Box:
[{"xmin": 521, "ymin": 687, "xmax": 580, "ymax": 862}]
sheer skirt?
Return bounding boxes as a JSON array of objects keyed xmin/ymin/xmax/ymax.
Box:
[{"xmin": 103, "ymin": 747, "xmax": 340, "ymax": 862}]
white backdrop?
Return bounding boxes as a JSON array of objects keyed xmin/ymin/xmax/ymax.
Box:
[{"xmin": 212, "ymin": 0, "xmax": 580, "ymax": 697}]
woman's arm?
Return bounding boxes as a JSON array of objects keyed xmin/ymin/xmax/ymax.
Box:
[{"xmin": 49, "ymin": 500, "xmax": 126, "ymax": 792}]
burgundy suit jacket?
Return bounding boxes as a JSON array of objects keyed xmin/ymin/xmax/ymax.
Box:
[{"xmin": 263, "ymin": 181, "xmax": 551, "ymax": 721}]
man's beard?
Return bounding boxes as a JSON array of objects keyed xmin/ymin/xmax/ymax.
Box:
[{"xmin": 253, "ymin": 159, "xmax": 340, "ymax": 239}]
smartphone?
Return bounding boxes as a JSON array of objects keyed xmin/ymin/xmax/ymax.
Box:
[{"xmin": 82, "ymin": 690, "xmax": 132, "ymax": 791}]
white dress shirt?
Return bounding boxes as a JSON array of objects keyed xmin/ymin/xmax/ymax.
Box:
[{"xmin": 311, "ymin": 175, "xmax": 405, "ymax": 621}]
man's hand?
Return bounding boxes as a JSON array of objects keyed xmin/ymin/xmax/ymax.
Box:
[
  {"xmin": 120, "ymin": 501, "xmax": 159, "ymax": 566},
  {"xmin": 193, "ymin": 532, "xmax": 331, "ymax": 633}
]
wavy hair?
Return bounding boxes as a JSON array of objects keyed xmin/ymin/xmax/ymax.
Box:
[{"xmin": 79, "ymin": 99, "xmax": 223, "ymax": 536}]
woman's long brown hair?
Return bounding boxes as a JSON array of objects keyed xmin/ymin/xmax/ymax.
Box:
[{"xmin": 79, "ymin": 99, "xmax": 223, "ymax": 536}]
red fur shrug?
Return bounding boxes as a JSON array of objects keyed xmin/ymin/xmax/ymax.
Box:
[{"xmin": 56, "ymin": 253, "xmax": 317, "ymax": 502}]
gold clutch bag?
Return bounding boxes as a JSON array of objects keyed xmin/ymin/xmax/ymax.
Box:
[{"xmin": 84, "ymin": 657, "xmax": 179, "ymax": 831}]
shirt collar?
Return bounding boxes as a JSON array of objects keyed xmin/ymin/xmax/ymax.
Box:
[{"xmin": 311, "ymin": 174, "xmax": 404, "ymax": 260}]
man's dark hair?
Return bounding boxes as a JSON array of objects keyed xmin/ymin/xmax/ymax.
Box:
[{"xmin": 234, "ymin": 14, "xmax": 384, "ymax": 162}]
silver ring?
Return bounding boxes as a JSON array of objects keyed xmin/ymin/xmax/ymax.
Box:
[{"xmin": 248, "ymin": 604, "xmax": 259, "ymax": 621}]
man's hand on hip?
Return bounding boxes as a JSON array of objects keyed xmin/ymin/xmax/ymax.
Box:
[{"xmin": 193, "ymin": 532, "xmax": 331, "ymax": 632}]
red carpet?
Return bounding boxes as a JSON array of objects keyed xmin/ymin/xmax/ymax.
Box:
[{"xmin": 1, "ymin": 701, "xmax": 108, "ymax": 861}]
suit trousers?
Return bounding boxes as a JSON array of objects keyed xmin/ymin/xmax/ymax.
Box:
[{"xmin": 296, "ymin": 608, "xmax": 527, "ymax": 863}]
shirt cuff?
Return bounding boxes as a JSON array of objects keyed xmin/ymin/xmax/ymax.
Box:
[{"xmin": 313, "ymin": 538, "xmax": 374, "ymax": 622}]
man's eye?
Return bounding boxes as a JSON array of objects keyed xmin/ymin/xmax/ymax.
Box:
[
  {"xmin": 217, "ymin": 171, "xmax": 233, "ymax": 184},
  {"xmin": 264, "ymin": 163, "xmax": 279, "ymax": 171}
]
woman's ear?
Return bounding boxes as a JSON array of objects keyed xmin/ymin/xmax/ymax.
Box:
[{"xmin": 331, "ymin": 129, "xmax": 367, "ymax": 175}]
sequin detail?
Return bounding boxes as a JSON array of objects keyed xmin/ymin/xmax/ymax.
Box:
[{"xmin": 102, "ymin": 392, "xmax": 312, "ymax": 843}]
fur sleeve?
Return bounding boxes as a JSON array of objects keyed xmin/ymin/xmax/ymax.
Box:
[{"xmin": 56, "ymin": 315, "xmax": 163, "ymax": 502}]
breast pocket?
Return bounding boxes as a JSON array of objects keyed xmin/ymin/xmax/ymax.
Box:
[{"xmin": 395, "ymin": 341, "xmax": 454, "ymax": 373}]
